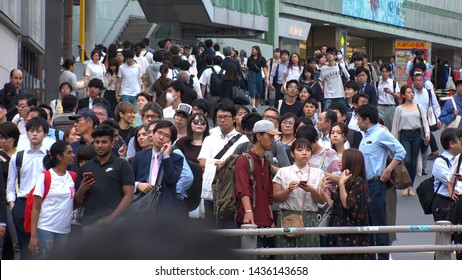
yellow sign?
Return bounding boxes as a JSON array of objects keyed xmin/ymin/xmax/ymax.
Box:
[
  {"xmin": 341, "ymin": 36, "xmax": 345, "ymax": 46},
  {"xmin": 395, "ymin": 41, "xmax": 427, "ymax": 49}
]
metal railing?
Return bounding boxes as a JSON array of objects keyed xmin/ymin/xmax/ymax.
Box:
[{"xmin": 214, "ymin": 221, "xmax": 462, "ymax": 260}]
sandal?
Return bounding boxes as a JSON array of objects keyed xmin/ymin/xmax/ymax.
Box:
[{"xmin": 402, "ymin": 189, "xmax": 409, "ymax": 196}]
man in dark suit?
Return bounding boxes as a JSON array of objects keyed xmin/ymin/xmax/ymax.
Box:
[
  {"xmin": 76, "ymin": 78, "xmax": 104, "ymax": 112},
  {"xmin": 221, "ymin": 46, "xmax": 242, "ymax": 77},
  {"xmin": 131, "ymin": 120, "xmax": 185, "ymax": 216},
  {"xmin": 328, "ymin": 102, "xmax": 363, "ymax": 149},
  {"xmin": 355, "ymin": 66, "xmax": 378, "ymax": 106}
]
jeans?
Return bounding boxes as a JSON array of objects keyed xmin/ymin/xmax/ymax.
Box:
[
  {"xmin": 324, "ymin": 97, "xmax": 347, "ymax": 110},
  {"xmin": 120, "ymin": 95, "xmax": 137, "ymax": 108},
  {"xmin": 367, "ymin": 179, "xmax": 389, "ymax": 260},
  {"xmin": 11, "ymin": 199, "xmax": 32, "ymax": 259},
  {"xmin": 247, "ymin": 71, "xmax": 263, "ymax": 99},
  {"xmin": 37, "ymin": 228, "xmax": 70, "ymax": 259},
  {"xmin": 399, "ymin": 129, "xmax": 422, "ymax": 184}
]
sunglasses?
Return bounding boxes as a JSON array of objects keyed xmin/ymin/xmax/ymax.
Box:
[{"xmin": 192, "ymin": 119, "xmax": 207, "ymax": 126}]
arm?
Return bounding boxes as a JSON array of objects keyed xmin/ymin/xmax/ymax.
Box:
[
  {"xmin": 438, "ymin": 99, "xmax": 457, "ymax": 124},
  {"xmin": 73, "ymin": 171, "xmax": 95, "ymax": 208},
  {"xmin": 391, "ymin": 107, "xmax": 401, "ymax": 139},
  {"xmin": 6, "ymin": 154, "xmax": 18, "ymax": 208},
  {"xmin": 115, "ymin": 76, "xmax": 122, "ymax": 103},
  {"xmin": 172, "ymin": 149, "xmax": 193, "ymax": 198},
  {"xmin": 381, "ymin": 132, "xmax": 406, "ymax": 182},
  {"xmin": 28, "ymin": 196, "xmax": 42, "ymax": 256},
  {"xmin": 273, "ymin": 182, "xmax": 298, "ymax": 203},
  {"xmin": 100, "ymin": 184, "xmax": 134, "ymax": 226}
]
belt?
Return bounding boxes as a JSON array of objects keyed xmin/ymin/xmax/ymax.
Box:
[
  {"xmin": 401, "ymin": 128, "xmax": 420, "ymax": 133},
  {"xmin": 367, "ymin": 177, "xmax": 381, "ymax": 184},
  {"xmin": 378, "ymin": 104, "xmax": 395, "ymax": 107},
  {"xmin": 17, "ymin": 197, "xmax": 27, "ymax": 201}
]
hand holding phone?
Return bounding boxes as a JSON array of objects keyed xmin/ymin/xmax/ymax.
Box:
[{"xmin": 83, "ymin": 172, "xmax": 94, "ymax": 181}]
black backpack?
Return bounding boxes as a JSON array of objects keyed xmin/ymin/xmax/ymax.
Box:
[
  {"xmin": 209, "ymin": 67, "xmax": 225, "ymax": 97},
  {"xmin": 416, "ymin": 155, "xmax": 452, "ymax": 215}
]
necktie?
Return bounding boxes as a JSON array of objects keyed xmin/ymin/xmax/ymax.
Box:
[
  {"xmin": 274, "ymin": 63, "xmax": 280, "ymax": 84},
  {"xmin": 150, "ymin": 153, "xmax": 159, "ymax": 185}
]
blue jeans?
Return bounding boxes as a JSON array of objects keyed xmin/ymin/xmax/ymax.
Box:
[
  {"xmin": 399, "ymin": 129, "xmax": 422, "ymax": 184},
  {"xmin": 367, "ymin": 179, "xmax": 389, "ymax": 260},
  {"xmin": 121, "ymin": 95, "xmax": 137, "ymax": 109},
  {"xmin": 247, "ymin": 71, "xmax": 263, "ymax": 99},
  {"xmin": 324, "ymin": 97, "xmax": 347, "ymax": 110},
  {"xmin": 37, "ymin": 228, "xmax": 69, "ymax": 259}
]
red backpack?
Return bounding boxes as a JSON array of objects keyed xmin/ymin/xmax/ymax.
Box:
[{"xmin": 24, "ymin": 170, "xmax": 77, "ymax": 233}]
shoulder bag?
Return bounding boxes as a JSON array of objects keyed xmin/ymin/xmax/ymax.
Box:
[
  {"xmin": 427, "ymin": 89, "xmax": 438, "ymax": 131},
  {"xmin": 127, "ymin": 165, "xmax": 164, "ymax": 216},
  {"xmin": 444, "ymin": 97, "xmax": 461, "ymax": 128},
  {"xmin": 387, "ymin": 154, "xmax": 412, "ymax": 190},
  {"xmin": 281, "ymin": 166, "xmax": 310, "ymax": 238}
]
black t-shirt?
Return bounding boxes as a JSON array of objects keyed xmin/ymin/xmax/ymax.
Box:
[
  {"xmin": 247, "ymin": 56, "xmax": 267, "ymax": 73},
  {"xmin": 76, "ymin": 156, "xmax": 135, "ymax": 225},
  {"xmin": 174, "ymin": 137, "xmax": 201, "ymax": 164},
  {"xmin": 0, "ymin": 151, "xmax": 10, "ymax": 186},
  {"xmin": 119, "ymin": 126, "xmax": 135, "ymax": 144},
  {"xmin": 279, "ymin": 100, "xmax": 304, "ymax": 117}
]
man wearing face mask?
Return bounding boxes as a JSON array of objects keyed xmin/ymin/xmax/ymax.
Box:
[{"xmin": 163, "ymin": 80, "xmax": 185, "ymax": 118}]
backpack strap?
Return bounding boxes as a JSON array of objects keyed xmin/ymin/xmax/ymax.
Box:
[
  {"xmin": 243, "ymin": 153, "xmax": 257, "ymax": 208},
  {"xmin": 42, "ymin": 170, "xmax": 52, "ymax": 200},
  {"xmin": 277, "ymin": 99, "xmax": 283, "ymax": 113},
  {"xmin": 16, "ymin": 150, "xmax": 24, "ymax": 188},
  {"xmin": 54, "ymin": 129, "xmax": 60, "ymax": 141},
  {"xmin": 69, "ymin": 171, "xmax": 77, "ymax": 182}
]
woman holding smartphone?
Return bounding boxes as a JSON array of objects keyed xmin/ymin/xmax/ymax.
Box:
[
  {"xmin": 322, "ymin": 148, "xmax": 372, "ymax": 260},
  {"xmin": 273, "ymin": 138, "xmax": 325, "ymax": 260},
  {"xmin": 28, "ymin": 140, "xmax": 76, "ymax": 259}
]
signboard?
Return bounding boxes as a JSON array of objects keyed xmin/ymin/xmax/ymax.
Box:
[
  {"xmin": 342, "ymin": 0, "xmax": 406, "ymax": 27},
  {"xmin": 279, "ymin": 18, "xmax": 311, "ymax": 41},
  {"xmin": 394, "ymin": 40, "xmax": 431, "ymax": 86}
]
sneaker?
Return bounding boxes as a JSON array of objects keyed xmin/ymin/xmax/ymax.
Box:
[
  {"xmin": 427, "ymin": 153, "xmax": 438, "ymax": 160},
  {"xmin": 251, "ymin": 107, "xmax": 258, "ymax": 113},
  {"xmin": 422, "ymin": 169, "xmax": 428, "ymax": 176}
]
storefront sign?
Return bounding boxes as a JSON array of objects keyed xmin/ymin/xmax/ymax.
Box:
[{"xmin": 279, "ymin": 18, "xmax": 311, "ymax": 41}]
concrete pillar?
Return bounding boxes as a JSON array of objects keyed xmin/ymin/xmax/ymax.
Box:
[
  {"xmin": 267, "ymin": 0, "xmax": 279, "ymax": 48},
  {"xmin": 85, "ymin": 0, "xmax": 96, "ymax": 55},
  {"xmin": 434, "ymin": 220, "xmax": 452, "ymax": 260},
  {"xmin": 45, "ymin": 0, "xmax": 64, "ymax": 104},
  {"xmin": 240, "ymin": 223, "xmax": 257, "ymax": 260}
]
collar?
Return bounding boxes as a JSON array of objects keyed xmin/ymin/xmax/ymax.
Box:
[
  {"xmin": 220, "ymin": 128, "xmax": 238, "ymax": 140},
  {"xmin": 292, "ymin": 164, "xmax": 309, "ymax": 176},
  {"xmin": 365, "ymin": 123, "xmax": 380, "ymax": 136},
  {"xmin": 26, "ymin": 145, "xmax": 48, "ymax": 154},
  {"xmin": 93, "ymin": 154, "xmax": 115, "ymax": 166}
]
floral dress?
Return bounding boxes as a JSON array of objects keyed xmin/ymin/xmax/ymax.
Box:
[{"xmin": 325, "ymin": 176, "xmax": 373, "ymax": 260}]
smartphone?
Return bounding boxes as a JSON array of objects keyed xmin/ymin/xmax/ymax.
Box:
[
  {"xmin": 454, "ymin": 173, "xmax": 462, "ymax": 177},
  {"xmin": 83, "ymin": 172, "xmax": 94, "ymax": 180},
  {"xmin": 299, "ymin": 181, "xmax": 307, "ymax": 185}
]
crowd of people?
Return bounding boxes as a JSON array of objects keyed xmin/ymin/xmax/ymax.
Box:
[{"xmin": 0, "ymin": 37, "xmax": 461, "ymax": 260}]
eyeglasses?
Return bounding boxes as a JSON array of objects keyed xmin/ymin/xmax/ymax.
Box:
[
  {"xmin": 192, "ymin": 119, "xmax": 207, "ymax": 126},
  {"xmin": 216, "ymin": 115, "xmax": 233, "ymax": 120},
  {"xmin": 143, "ymin": 114, "xmax": 159, "ymax": 120},
  {"xmin": 264, "ymin": 115, "xmax": 278, "ymax": 121},
  {"xmin": 155, "ymin": 130, "xmax": 171, "ymax": 139}
]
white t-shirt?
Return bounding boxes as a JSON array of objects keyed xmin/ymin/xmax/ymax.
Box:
[
  {"xmin": 198, "ymin": 129, "xmax": 248, "ymax": 200},
  {"xmin": 319, "ymin": 63, "xmax": 345, "ymax": 99},
  {"xmin": 134, "ymin": 56, "xmax": 149, "ymax": 76},
  {"xmin": 447, "ymin": 154, "xmax": 462, "ymax": 195},
  {"xmin": 273, "ymin": 164, "xmax": 324, "ymax": 211},
  {"xmin": 199, "ymin": 66, "xmax": 225, "ymax": 93},
  {"xmin": 84, "ymin": 62, "xmax": 106, "ymax": 81},
  {"xmin": 163, "ymin": 106, "xmax": 175, "ymax": 119},
  {"xmin": 377, "ymin": 78, "xmax": 400, "ymax": 105},
  {"xmin": 118, "ymin": 63, "xmax": 142, "ymax": 96},
  {"xmin": 33, "ymin": 169, "xmax": 75, "ymax": 234}
]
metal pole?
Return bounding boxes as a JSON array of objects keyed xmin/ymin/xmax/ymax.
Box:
[
  {"xmin": 80, "ymin": 0, "xmax": 85, "ymax": 63},
  {"xmin": 240, "ymin": 224, "xmax": 257, "ymax": 260},
  {"xmin": 435, "ymin": 220, "xmax": 452, "ymax": 260}
]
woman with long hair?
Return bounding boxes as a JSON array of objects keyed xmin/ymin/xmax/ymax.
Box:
[
  {"xmin": 299, "ymin": 65, "xmax": 323, "ymax": 113},
  {"xmin": 152, "ymin": 64, "xmax": 171, "ymax": 108},
  {"xmin": 221, "ymin": 63, "xmax": 245, "ymax": 100},
  {"xmin": 273, "ymin": 138, "xmax": 325, "ymax": 260},
  {"xmin": 323, "ymin": 148, "xmax": 372, "ymax": 260},
  {"xmin": 330, "ymin": 122, "xmax": 349, "ymax": 164},
  {"xmin": 84, "ymin": 48, "xmax": 106, "ymax": 85},
  {"xmin": 391, "ymin": 85, "xmax": 430, "ymax": 196},
  {"xmin": 174, "ymin": 113, "xmax": 210, "ymax": 163},
  {"xmin": 103, "ymin": 43, "xmax": 117, "ymax": 70},
  {"xmin": 188, "ymin": 46, "xmax": 201, "ymax": 77},
  {"xmin": 133, "ymin": 124, "xmax": 151, "ymax": 153},
  {"xmin": 103, "ymin": 58, "xmax": 119, "ymax": 113},
  {"xmin": 282, "ymin": 52, "xmax": 304, "ymax": 92},
  {"xmin": 246, "ymin": 46, "xmax": 267, "ymax": 108},
  {"xmin": 28, "ymin": 140, "xmax": 76, "ymax": 259}
]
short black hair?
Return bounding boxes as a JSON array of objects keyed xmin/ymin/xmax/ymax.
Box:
[
  {"xmin": 352, "ymin": 93, "xmax": 370, "ymax": 104},
  {"xmin": 213, "ymin": 55, "xmax": 223, "ymax": 66},
  {"xmin": 191, "ymin": 98, "xmax": 210, "ymax": 115},
  {"xmin": 60, "ymin": 95, "xmax": 76, "ymax": 114},
  {"xmin": 26, "ymin": 116, "xmax": 49, "ymax": 134},
  {"xmin": 28, "ymin": 107, "xmax": 48, "ymax": 120},
  {"xmin": 356, "ymin": 104, "xmax": 378, "ymax": 125},
  {"xmin": 344, "ymin": 80, "xmax": 359, "ymax": 92},
  {"xmin": 380, "ymin": 63, "xmax": 391, "ymax": 72},
  {"xmin": 0, "ymin": 122, "xmax": 20, "ymax": 147},
  {"xmin": 295, "ymin": 124, "xmax": 318, "ymax": 143},
  {"xmin": 19, "ymin": 93, "xmax": 37, "ymax": 107},
  {"xmin": 204, "ymin": 39, "xmax": 213, "ymax": 48},
  {"xmin": 328, "ymin": 102, "xmax": 347, "ymax": 117},
  {"xmin": 168, "ymin": 80, "xmax": 185, "ymax": 97},
  {"xmin": 324, "ymin": 110, "xmax": 338, "ymax": 124},
  {"xmin": 91, "ymin": 124, "xmax": 114, "ymax": 141},
  {"xmin": 123, "ymin": 49, "xmax": 135, "ymax": 59},
  {"xmin": 215, "ymin": 98, "xmax": 236, "ymax": 117},
  {"xmin": 440, "ymin": 127, "xmax": 460, "ymax": 150},
  {"xmin": 354, "ymin": 66, "xmax": 368, "ymax": 76},
  {"xmin": 153, "ymin": 120, "xmax": 178, "ymax": 143},
  {"xmin": 141, "ymin": 102, "xmax": 163, "ymax": 119},
  {"xmin": 38, "ymin": 104, "xmax": 53, "ymax": 119},
  {"xmin": 241, "ymin": 113, "xmax": 262, "ymax": 131},
  {"xmin": 102, "ymin": 119, "xmax": 121, "ymax": 131}
]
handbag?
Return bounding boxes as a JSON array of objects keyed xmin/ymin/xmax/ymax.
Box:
[
  {"xmin": 426, "ymin": 88, "xmax": 438, "ymax": 131},
  {"xmin": 387, "ymin": 155, "xmax": 412, "ymax": 190},
  {"xmin": 281, "ymin": 167, "xmax": 310, "ymax": 238},
  {"xmin": 446, "ymin": 67, "xmax": 456, "ymax": 90},
  {"xmin": 444, "ymin": 97, "xmax": 461, "ymax": 128},
  {"xmin": 232, "ymin": 86, "xmax": 250, "ymax": 105},
  {"xmin": 316, "ymin": 204, "xmax": 332, "ymax": 228},
  {"xmin": 417, "ymin": 105, "xmax": 430, "ymax": 153},
  {"xmin": 126, "ymin": 166, "xmax": 164, "ymax": 216}
]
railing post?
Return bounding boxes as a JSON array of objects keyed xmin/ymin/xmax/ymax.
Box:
[
  {"xmin": 241, "ymin": 224, "xmax": 257, "ymax": 259},
  {"xmin": 435, "ymin": 220, "xmax": 452, "ymax": 260}
]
